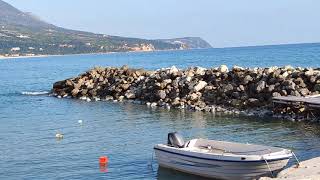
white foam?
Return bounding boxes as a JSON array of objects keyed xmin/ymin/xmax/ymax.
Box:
[{"xmin": 21, "ymin": 91, "xmax": 49, "ymax": 96}]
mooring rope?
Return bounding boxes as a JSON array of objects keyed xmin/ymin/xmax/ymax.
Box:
[
  {"xmin": 292, "ymin": 151, "xmax": 300, "ymax": 168},
  {"xmin": 263, "ymin": 157, "xmax": 274, "ymax": 178}
]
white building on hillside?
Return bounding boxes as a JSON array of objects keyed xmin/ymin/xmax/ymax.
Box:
[{"xmin": 11, "ymin": 47, "xmax": 21, "ymax": 51}]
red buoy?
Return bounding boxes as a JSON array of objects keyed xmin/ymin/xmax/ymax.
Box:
[
  {"xmin": 99, "ymin": 156, "xmax": 108, "ymax": 165},
  {"xmin": 99, "ymin": 156, "xmax": 109, "ymax": 173}
]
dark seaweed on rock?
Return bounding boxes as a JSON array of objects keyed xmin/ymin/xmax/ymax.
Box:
[{"xmin": 52, "ymin": 65, "xmax": 320, "ymax": 120}]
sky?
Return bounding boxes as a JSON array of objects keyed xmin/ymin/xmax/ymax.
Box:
[{"xmin": 4, "ymin": 0, "xmax": 320, "ymax": 47}]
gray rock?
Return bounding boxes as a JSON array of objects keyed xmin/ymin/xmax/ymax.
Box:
[
  {"xmin": 256, "ymin": 80, "xmax": 266, "ymax": 93},
  {"xmin": 105, "ymin": 96, "xmax": 114, "ymax": 101},
  {"xmin": 283, "ymin": 80, "xmax": 296, "ymax": 90},
  {"xmin": 305, "ymin": 69, "xmax": 314, "ymax": 76},
  {"xmin": 194, "ymin": 66, "xmax": 206, "ymax": 75},
  {"xmin": 157, "ymin": 90, "xmax": 167, "ymax": 99},
  {"xmin": 299, "ymin": 88, "xmax": 309, "ymax": 96},
  {"xmin": 232, "ymin": 92, "xmax": 240, "ymax": 99},
  {"xmin": 151, "ymin": 102, "xmax": 158, "ymax": 108},
  {"xmin": 238, "ymin": 85, "xmax": 245, "ymax": 92},
  {"xmin": 125, "ymin": 91, "xmax": 136, "ymax": 99},
  {"xmin": 314, "ymin": 84, "xmax": 320, "ymax": 92},
  {"xmin": 243, "ymin": 75, "xmax": 253, "ymax": 84},
  {"xmin": 224, "ymin": 84, "xmax": 234, "ymax": 92},
  {"xmin": 247, "ymin": 98, "xmax": 261, "ymax": 106},
  {"xmin": 310, "ymin": 76, "xmax": 317, "ymax": 83},
  {"xmin": 280, "ymin": 90, "xmax": 288, "ymax": 96},
  {"xmin": 268, "ymin": 85, "xmax": 275, "ymax": 92}
]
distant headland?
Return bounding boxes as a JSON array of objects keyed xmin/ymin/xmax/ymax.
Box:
[{"xmin": 0, "ymin": 0, "xmax": 212, "ymax": 58}]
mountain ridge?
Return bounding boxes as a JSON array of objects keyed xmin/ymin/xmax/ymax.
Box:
[{"xmin": 0, "ymin": 0, "xmax": 212, "ymax": 57}]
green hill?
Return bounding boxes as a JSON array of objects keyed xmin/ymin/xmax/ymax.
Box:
[{"xmin": 0, "ymin": 0, "xmax": 212, "ymax": 57}]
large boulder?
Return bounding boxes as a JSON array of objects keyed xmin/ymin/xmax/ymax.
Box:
[
  {"xmin": 193, "ymin": 81, "xmax": 207, "ymax": 92},
  {"xmin": 272, "ymin": 92, "xmax": 281, "ymax": 97},
  {"xmin": 267, "ymin": 66, "xmax": 278, "ymax": 74},
  {"xmin": 53, "ymin": 80, "xmax": 67, "ymax": 89},
  {"xmin": 168, "ymin": 66, "xmax": 179, "ymax": 74},
  {"xmin": 157, "ymin": 90, "xmax": 167, "ymax": 100},
  {"xmin": 282, "ymin": 71, "xmax": 289, "ymax": 78},
  {"xmin": 305, "ymin": 69, "xmax": 314, "ymax": 77},
  {"xmin": 256, "ymin": 80, "xmax": 266, "ymax": 93},
  {"xmin": 188, "ymin": 93, "xmax": 200, "ymax": 101},
  {"xmin": 247, "ymin": 98, "xmax": 261, "ymax": 107},
  {"xmin": 218, "ymin": 65, "xmax": 229, "ymax": 73},
  {"xmin": 125, "ymin": 91, "xmax": 136, "ymax": 99},
  {"xmin": 71, "ymin": 88, "xmax": 80, "ymax": 97},
  {"xmin": 232, "ymin": 65, "xmax": 244, "ymax": 71},
  {"xmin": 294, "ymin": 78, "xmax": 306, "ymax": 88},
  {"xmin": 194, "ymin": 66, "xmax": 206, "ymax": 75},
  {"xmin": 284, "ymin": 65, "xmax": 294, "ymax": 71},
  {"xmin": 267, "ymin": 85, "xmax": 275, "ymax": 92},
  {"xmin": 299, "ymin": 88, "xmax": 310, "ymax": 96},
  {"xmin": 282, "ymin": 80, "xmax": 296, "ymax": 90},
  {"xmin": 224, "ymin": 84, "xmax": 234, "ymax": 92},
  {"xmin": 243, "ymin": 75, "xmax": 253, "ymax": 85},
  {"xmin": 121, "ymin": 84, "xmax": 131, "ymax": 91}
]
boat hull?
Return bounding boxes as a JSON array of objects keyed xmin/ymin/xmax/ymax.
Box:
[{"xmin": 154, "ymin": 147, "xmax": 290, "ymax": 180}]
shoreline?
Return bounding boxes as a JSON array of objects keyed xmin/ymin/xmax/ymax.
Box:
[
  {"xmin": 52, "ymin": 65, "xmax": 320, "ymax": 122},
  {"xmin": 2, "ymin": 42, "xmax": 320, "ymax": 60},
  {"xmin": 0, "ymin": 48, "xmax": 195, "ymax": 60},
  {"xmin": 0, "ymin": 54, "xmax": 50, "ymax": 60},
  {"xmin": 1, "ymin": 42, "xmax": 320, "ymax": 60}
]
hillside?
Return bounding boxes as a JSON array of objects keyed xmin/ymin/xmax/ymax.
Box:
[
  {"xmin": 159, "ymin": 37, "xmax": 212, "ymax": 49},
  {"xmin": 0, "ymin": 0, "xmax": 212, "ymax": 57}
]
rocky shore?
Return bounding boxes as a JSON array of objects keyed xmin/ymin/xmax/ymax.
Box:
[{"xmin": 52, "ymin": 65, "xmax": 320, "ymax": 121}]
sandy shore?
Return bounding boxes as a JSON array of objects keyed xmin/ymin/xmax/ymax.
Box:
[
  {"xmin": 0, "ymin": 52, "xmax": 131, "ymax": 60},
  {"xmin": 260, "ymin": 157, "xmax": 320, "ymax": 180},
  {"xmin": 0, "ymin": 55, "xmax": 51, "ymax": 60},
  {"xmin": 0, "ymin": 49, "xmax": 187, "ymax": 60}
]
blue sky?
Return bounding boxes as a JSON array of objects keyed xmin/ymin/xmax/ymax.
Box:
[{"xmin": 5, "ymin": 0, "xmax": 320, "ymax": 47}]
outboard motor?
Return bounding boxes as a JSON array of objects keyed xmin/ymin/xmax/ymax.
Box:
[{"xmin": 167, "ymin": 132, "xmax": 185, "ymax": 148}]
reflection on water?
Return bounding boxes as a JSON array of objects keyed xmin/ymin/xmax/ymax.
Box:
[
  {"xmin": 157, "ymin": 167, "xmax": 214, "ymax": 180},
  {"xmin": 1, "ymin": 98, "xmax": 320, "ymax": 179},
  {"xmin": 1, "ymin": 47, "xmax": 320, "ymax": 179}
]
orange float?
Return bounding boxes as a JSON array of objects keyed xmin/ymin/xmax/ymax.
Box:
[{"xmin": 99, "ymin": 156, "xmax": 108, "ymax": 165}]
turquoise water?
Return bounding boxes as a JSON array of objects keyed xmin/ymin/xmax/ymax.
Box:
[{"xmin": 1, "ymin": 43, "xmax": 320, "ymax": 179}]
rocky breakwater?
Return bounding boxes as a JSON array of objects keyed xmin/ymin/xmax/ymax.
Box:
[{"xmin": 52, "ymin": 65, "xmax": 320, "ymax": 120}]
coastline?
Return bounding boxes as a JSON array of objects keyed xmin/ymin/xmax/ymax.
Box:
[
  {"xmin": 0, "ymin": 54, "xmax": 51, "ymax": 60},
  {"xmin": 0, "ymin": 48, "xmax": 195, "ymax": 60},
  {"xmin": 2, "ymin": 42, "xmax": 320, "ymax": 61}
]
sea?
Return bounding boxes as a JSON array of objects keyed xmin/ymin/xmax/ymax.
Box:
[{"xmin": 1, "ymin": 43, "xmax": 320, "ymax": 180}]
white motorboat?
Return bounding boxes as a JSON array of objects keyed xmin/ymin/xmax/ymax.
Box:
[{"xmin": 154, "ymin": 132, "xmax": 294, "ymax": 180}]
